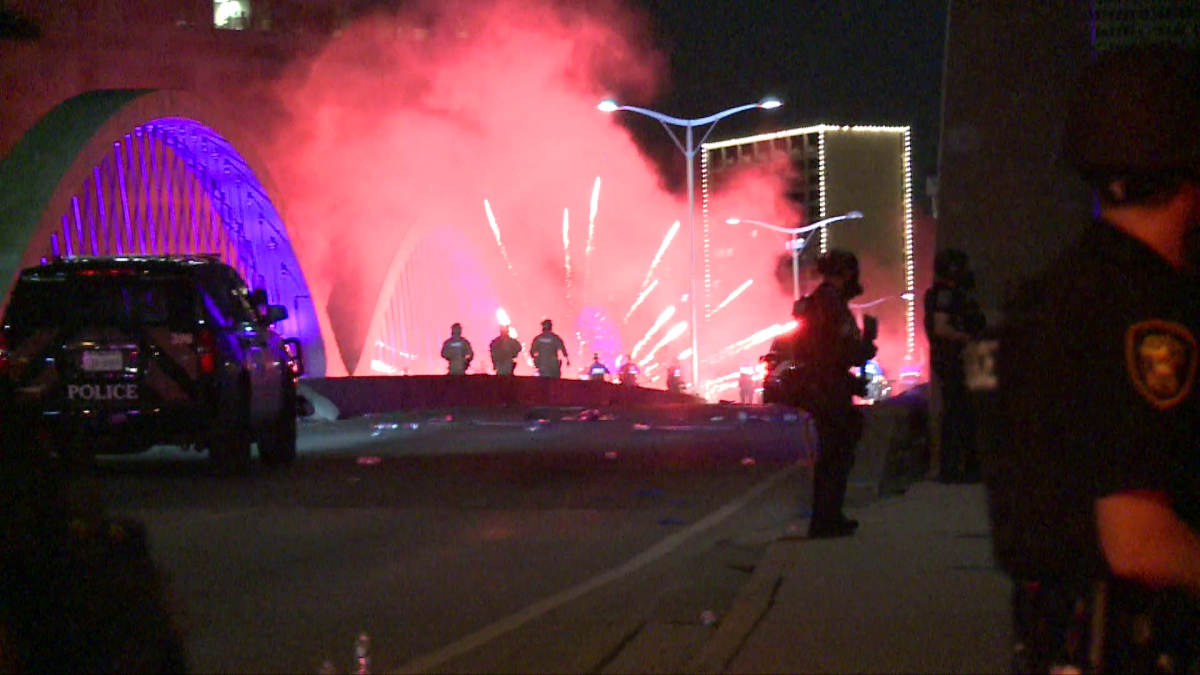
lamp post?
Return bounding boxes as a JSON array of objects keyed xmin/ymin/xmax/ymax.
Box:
[
  {"xmin": 726, "ymin": 211, "xmax": 864, "ymax": 301},
  {"xmin": 599, "ymin": 97, "xmax": 781, "ymax": 392}
]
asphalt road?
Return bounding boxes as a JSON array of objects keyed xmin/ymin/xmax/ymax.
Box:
[{"xmin": 69, "ymin": 411, "xmax": 815, "ymax": 674}]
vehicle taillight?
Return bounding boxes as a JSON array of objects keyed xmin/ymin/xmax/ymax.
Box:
[{"xmin": 197, "ymin": 329, "xmax": 217, "ymax": 375}]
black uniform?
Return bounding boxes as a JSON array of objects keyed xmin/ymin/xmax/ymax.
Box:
[
  {"xmin": 617, "ymin": 361, "xmax": 640, "ymax": 386},
  {"xmin": 489, "ymin": 333, "xmax": 522, "ymax": 376},
  {"xmin": 789, "ymin": 280, "xmax": 875, "ymax": 535},
  {"xmin": 441, "ymin": 327, "xmax": 474, "ymax": 375},
  {"xmin": 0, "ymin": 401, "xmax": 187, "ymax": 673},
  {"xmin": 992, "ymin": 221, "xmax": 1200, "ymax": 673},
  {"xmin": 588, "ymin": 359, "xmax": 610, "ymax": 381},
  {"xmin": 666, "ymin": 365, "xmax": 684, "ymax": 394},
  {"xmin": 530, "ymin": 330, "xmax": 568, "ymax": 378},
  {"xmin": 924, "ymin": 279, "xmax": 985, "ymax": 481}
]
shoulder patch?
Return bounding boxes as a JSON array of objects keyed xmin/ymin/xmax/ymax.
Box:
[{"xmin": 1125, "ymin": 320, "xmax": 1198, "ymax": 410}]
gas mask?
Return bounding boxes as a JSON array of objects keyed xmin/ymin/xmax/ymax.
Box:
[{"xmin": 843, "ymin": 273, "xmax": 864, "ymax": 299}]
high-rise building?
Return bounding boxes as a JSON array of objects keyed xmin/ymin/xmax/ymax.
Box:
[{"xmin": 700, "ymin": 126, "xmax": 916, "ymax": 381}]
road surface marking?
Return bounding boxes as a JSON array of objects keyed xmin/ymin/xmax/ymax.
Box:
[{"xmin": 391, "ymin": 463, "xmax": 802, "ymax": 674}]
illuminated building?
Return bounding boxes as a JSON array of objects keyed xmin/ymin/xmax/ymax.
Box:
[{"xmin": 700, "ymin": 126, "xmax": 915, "ymax": 377}]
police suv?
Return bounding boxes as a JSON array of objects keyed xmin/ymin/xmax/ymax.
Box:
[{"xmin": 0, "ymin": 255, "xmax": 303, "ymax": 471}]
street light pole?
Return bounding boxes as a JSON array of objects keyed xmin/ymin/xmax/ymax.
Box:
[
  {"xmin": 726, "ymin": 211, "xmax": 865, "ymax": 301},
  {"xmin": 599, "ymin": 98, "xmax": 781, "ymax": 395}
]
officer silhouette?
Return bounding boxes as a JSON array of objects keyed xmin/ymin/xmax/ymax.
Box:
[{"xmin": 530, "ymin": 319, "xmax": 569, "ymax": 378}]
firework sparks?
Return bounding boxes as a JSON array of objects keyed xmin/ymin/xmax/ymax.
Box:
[
  {"xmin": 586, "ymin": 176, "xmax": 600, "ymax": 256},
  {"xmin": 484, "ymin": 199, "xmax": 516, "ymax": 275},
  {"xmin": 639, "ymin": 221, "xmax": 680, "ymax": 290},
  {"xmin": 712, "ymin": 279, "xmax": 753, "ymax": 315},
  {"xmin": 639, "ymin": 321, "xmax": 688, "ymax": 367},
  {"xmin": 622, "ymin": 279, "xmax": 658, "ymax": 323},
  {"xmin": 631, "ymin": 305, "xmax": 675, "ymax": 359},
  {"xmin": 563, "ymin": 207, "xmax": 572, "ymax": 306},
  {"xmin": 709, "ymin": 320, "xmax": 798, "ymax": 362}
]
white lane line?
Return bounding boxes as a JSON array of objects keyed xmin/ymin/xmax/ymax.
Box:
[{"xmin": 390, "ymin": 463, "xmax": 803, "ymax": 675}]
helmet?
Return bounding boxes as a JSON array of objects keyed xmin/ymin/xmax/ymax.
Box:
[
  {"xmin": 816, "ymin": 249, "xmax": 859, "ymax": 278},
  {"xmin": 934, "ymin": 248, "xmax": 969, "ymax": 280},
  {"xmin": 1063, "ymin": 45, "xmax": 1200, "ymax": 176},
  {"xmin": 541, "ymin": 319, "xmax": 553, "ymax": 330}
]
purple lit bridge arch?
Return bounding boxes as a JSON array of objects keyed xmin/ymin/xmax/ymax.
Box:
[{"xmin": 0, "ymin": 90, "xmax": 336, "ymax": 376}]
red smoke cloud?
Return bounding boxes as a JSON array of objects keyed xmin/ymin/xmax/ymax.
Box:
[{"xmin": 260, "ymin": 0, "xmax": 798, "ymax": 381}]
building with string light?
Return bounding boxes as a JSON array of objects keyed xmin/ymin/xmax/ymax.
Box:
[{"xmin": 700, "ymin": 126, "xmax": 916, "ymax": 385}]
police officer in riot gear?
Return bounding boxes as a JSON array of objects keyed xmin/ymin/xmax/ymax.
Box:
[
  {"xmin": 776, "ymin": 249, "xmax": 877, "ymax": 539},
  {"xmin": 530, "ymin": 319, "xmax": 569, "ymax": 378},
  {"xmin": 588, "ymin": 354, "xmax": 610, "ymax": 381},
  {"xmin": 489, "ymin": 325, "xmax": 522, "ymax": 376},
  {"xmin": 738, "ymin": 364, "xmax": 756, "ymax": 404},
  {"xmin": 617, "ymin": 356, "xmax": 640, "ymax": 386},
  {"xmin": 924, "ymin": 248, "xmax": 986, "ymax": 482},
  {"xmin": 441, "ymin": 323, "xmax": 474, "ymax": 375},
  {"xmin": 666, "ymin": 361, "xmax": 684, "ymax": 394},
  {"xmin": 0, "ymin": 396, "xmax": 188, "ymax": 673},
  {"xmin": 990, "ymin": 45, "xmax": 1200, "ymax": 674}
]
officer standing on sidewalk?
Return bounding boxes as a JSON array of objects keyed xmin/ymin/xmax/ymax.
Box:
[
  {"xmin": 788, "ymin": 249, "xmax": 877, "ymax": 539},
  {"xmin": 988, "ymin": 45, "xmax": 1200, "ymax": 674},
  {"xmin": 924, "ymin": 248, "xmax": 986, "ymax": 482}
]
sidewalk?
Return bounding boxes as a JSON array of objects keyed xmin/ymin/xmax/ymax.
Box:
[{"xmin": 686, "ymin": 481, "xmax": 1012, "ymax": 675}]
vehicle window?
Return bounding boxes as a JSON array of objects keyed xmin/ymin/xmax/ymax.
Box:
[
  {"xmin": 3, "ymin": 276, "xmax": 195, "ymax": 339},
  {"xmin": 197, "ymin": 267, "xmax": 257, "ymax": 328}
]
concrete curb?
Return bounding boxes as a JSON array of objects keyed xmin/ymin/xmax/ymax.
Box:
[{"xmin": 685, "ymin": 541, "xmax": 790, "ymax": 674}]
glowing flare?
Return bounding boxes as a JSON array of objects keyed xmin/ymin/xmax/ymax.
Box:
[
  {"xmin": 496, "ymin": 308, "xmax": 510, "ymax": 326},
  {"xmin": 622, "ymin": 279, "xmax": 658, "ymax": 323},
  {"xmin": 712, "ymin": 279, "xmax": 753, "ymax": 315},
  {"xmin": 640, "ymin": 221, "xmax": 680, "ymax": 290},
  {"xmin": 631, "ymin": 305, "xmax": 675, "ymax": 359}
]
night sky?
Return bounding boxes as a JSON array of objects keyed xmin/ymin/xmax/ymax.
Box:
[{"xmin": 622, "ymin": 0, "xmax": 948, "ymax": 200}]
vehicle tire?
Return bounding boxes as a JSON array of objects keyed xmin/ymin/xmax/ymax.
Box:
[
  {"xmin": 258, "ymin": 378, "xmax": 297, "ymax": 468},
  {"xmin": 209, "ymin": 385, "xmax": 252, "ymax": 474}
]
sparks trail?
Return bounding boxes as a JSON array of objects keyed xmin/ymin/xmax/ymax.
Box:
[
  {"xmin": 584, "ymin": 176, "xmax": 600, "ymax": 297},
  {"xmin": 638, "ymin": 220, "xmax": 680, "ymax": 292},
  {"xmin": 638, "ymin": 320, "xmax": 687, "ymax": 367},
  {"xmin": 708, "ymin": 321, "xmax": 798, "ymax": 363},
  {"xmin": 631, "ymin": 305, "xmax": 675, "ymax": 360},
  {"xmin": 622, "ymin": 279, "xmax": 658, "ymax": 323},
  {"xmin": 484, "ymin": 199, "xmax": 517, "ymax": 277},
  {"xmin": 712, "ymin": 279, "xmax": 753, "ymax": 315},
  {"xmin": 563, "ymin": 207, "xmax": 572, "ymax": 308}
]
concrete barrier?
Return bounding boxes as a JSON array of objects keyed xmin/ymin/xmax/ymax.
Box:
[
  {"xmin": 299, "ymin": 375, "xmax": 698, "ymax": 419},
  {"xmin": 847, "ymin": 384, "xmax": 931, "ymax": 500}
]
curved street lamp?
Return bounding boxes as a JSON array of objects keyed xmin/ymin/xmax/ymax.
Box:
[
  {"xmin": 598, "ymin": 97, "xmax": 782, "ymax": 390},
  {"xmin": 726, "ymin": 211, "xmax": 864, "ymax": 301}
]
